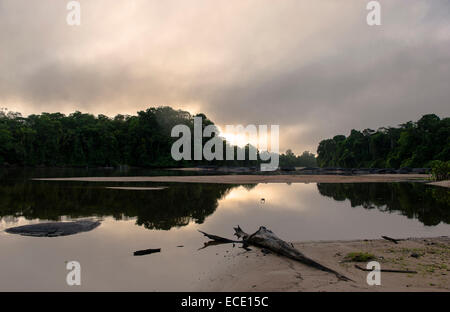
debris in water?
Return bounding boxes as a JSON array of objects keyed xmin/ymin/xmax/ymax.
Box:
[{"xmin": 133, "ymin": 248, "xmax": 161, "ymax": 256}]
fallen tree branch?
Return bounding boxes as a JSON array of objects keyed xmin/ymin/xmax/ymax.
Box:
[
  {"xmin": 198, "ymin": 240, "xmax": 234, "ymax": 250},
  {"xmin": 354, "ymin": 264, "xmax": 417, "ymax": 274},
  {"xmin": 198, "ymin": 230, "xmax": 242, "ymax": 243},
  {"xmin": 200, "ymin": 226, "xmax": 352, "ymax": 282},
  {"xmin": 381, "ymin": 236, "xmax": 405, "ymax": 244}
]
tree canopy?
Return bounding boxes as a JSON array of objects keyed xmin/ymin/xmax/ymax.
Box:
[
  {"xmin": 0, "ymin": 107, "xmax": 315, "ymax": 168},
  {"xmin": 317, "ymin": 114, "xmax": 450, "ymax": 168},
  {"xmin": 279, "ymin": 149, "xmax": 317, "ymax": 167}
]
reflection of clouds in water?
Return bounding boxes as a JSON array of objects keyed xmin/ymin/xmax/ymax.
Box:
[
  {"xmin": 1, "ymin": 182, "xmax": 448, "ymax": 241},
  {"xmin": 219, "ymin": 183, "xmax": 317, "ymax": 212},
  {"xmin": 207, "ymin": 183, "xmax": 450, "ymax": 242},
  {"xmin": 1, "ymin": 215, "xmax": 20, "ymax": 225},
  {"xmin": 0, "ymin": 216, "xmax": 41, "ymax": 229},
  {"xmin": 1, "ymin": 182, "xmax": 449, "ymax": 291}
]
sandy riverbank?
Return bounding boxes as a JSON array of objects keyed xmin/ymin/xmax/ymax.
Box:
[
  {"xmin": 428, "ymin": 180, "xmax": 450, "ymax": 188},
  {"xmin": 199, "ymin": 236, "xmax": 450, "ymax": 292},
  {"xmin": 34, "ymin": 174, "xmax": 430, "ymax": 184}
]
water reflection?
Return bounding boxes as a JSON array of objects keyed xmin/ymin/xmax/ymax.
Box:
[
  {"xmin": 0, "ymin": 181, "xmax": 245, "ymax": 230},
  {"xmin": 0, "ymin": 172, "xmax": 449, "ymax": 231},
  {"xmin": 316, "ymin": 183, "xmax": 450, "ymax": 226},
  {"xmin": 0, "ymin": 170, "xmax": 449, "ymax": 291}
]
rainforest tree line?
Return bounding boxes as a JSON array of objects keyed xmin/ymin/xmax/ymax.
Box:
[
  {"xmin": 279, "ymin": 149, "xmax": 317, "ymax": 168},
  {"xmin": 0, "ymin": 107, "xmax": 316, "ymax": 168},
  {"xmin": 316, "ymin": 114, "xmax": 449, "ymax": 168},
  {"xmin": 1, "ymin": 108, "xmax": 447, "ymax": 169},
  {"xmin": 0, "ymin": 107, "xmax": 243, "ymax": 167}
]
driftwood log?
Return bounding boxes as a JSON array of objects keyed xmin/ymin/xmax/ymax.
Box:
[{"xmin": 199, "ymin": 226, "xmax": 352, "ymax": 281}]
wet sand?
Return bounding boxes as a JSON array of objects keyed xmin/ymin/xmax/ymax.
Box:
[
  {"xmin": 428, "ymin": 180, "xmax": 450, "ymax": 188},
  {"xmin": 199, "ymin": 236, "xmax": 450, "ymax": 292},
  {"xmin": 34, "ymin": 174, "xmax": 429, "ymax": 184}
]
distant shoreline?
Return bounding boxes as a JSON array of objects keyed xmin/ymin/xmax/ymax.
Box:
[
  {"xmin": 34, "ymin": 174, "xmax": 433, "ymax": 184},
  {"xmin": 428, "ymin": 180, "xmax": 450, "ymax": 188}
]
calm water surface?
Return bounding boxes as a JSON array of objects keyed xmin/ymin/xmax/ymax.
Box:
[{"xmin": 0, "ymin": 169, "xmax": 448, "ymax": 290}]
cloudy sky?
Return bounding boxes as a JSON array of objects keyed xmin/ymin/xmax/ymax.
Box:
[{"xmin": 0, "ymin": 0, "xmax": 449, "ymax": 153}]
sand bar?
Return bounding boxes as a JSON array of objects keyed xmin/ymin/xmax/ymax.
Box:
[
  {"xmin": 105, "ymin": 186, "xmax": 168, "ymax": 190},
  {"xmin": 34, "ymin": 174, "xmax": 430, "ymax": 184},
  {"xmin": 199, "ymin": 236, "xmax": 450, "ymax": 292},
  {"xmin": 428, "ymin": 180, "xmax": 450, "ymax": 188}
]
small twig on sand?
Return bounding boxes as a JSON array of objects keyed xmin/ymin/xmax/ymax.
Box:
[{"xmin": 354, "ymin": 264, "xmax": 417, "ymax": 274}]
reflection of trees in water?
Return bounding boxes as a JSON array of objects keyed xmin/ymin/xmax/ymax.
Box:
[
  {"xmin": 0, "ymin": 181, "xmax": 246, "ymax": 230},
  {"xmin": 317, "ymin": 183, "xmax": 450, "ymax": 226}
]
